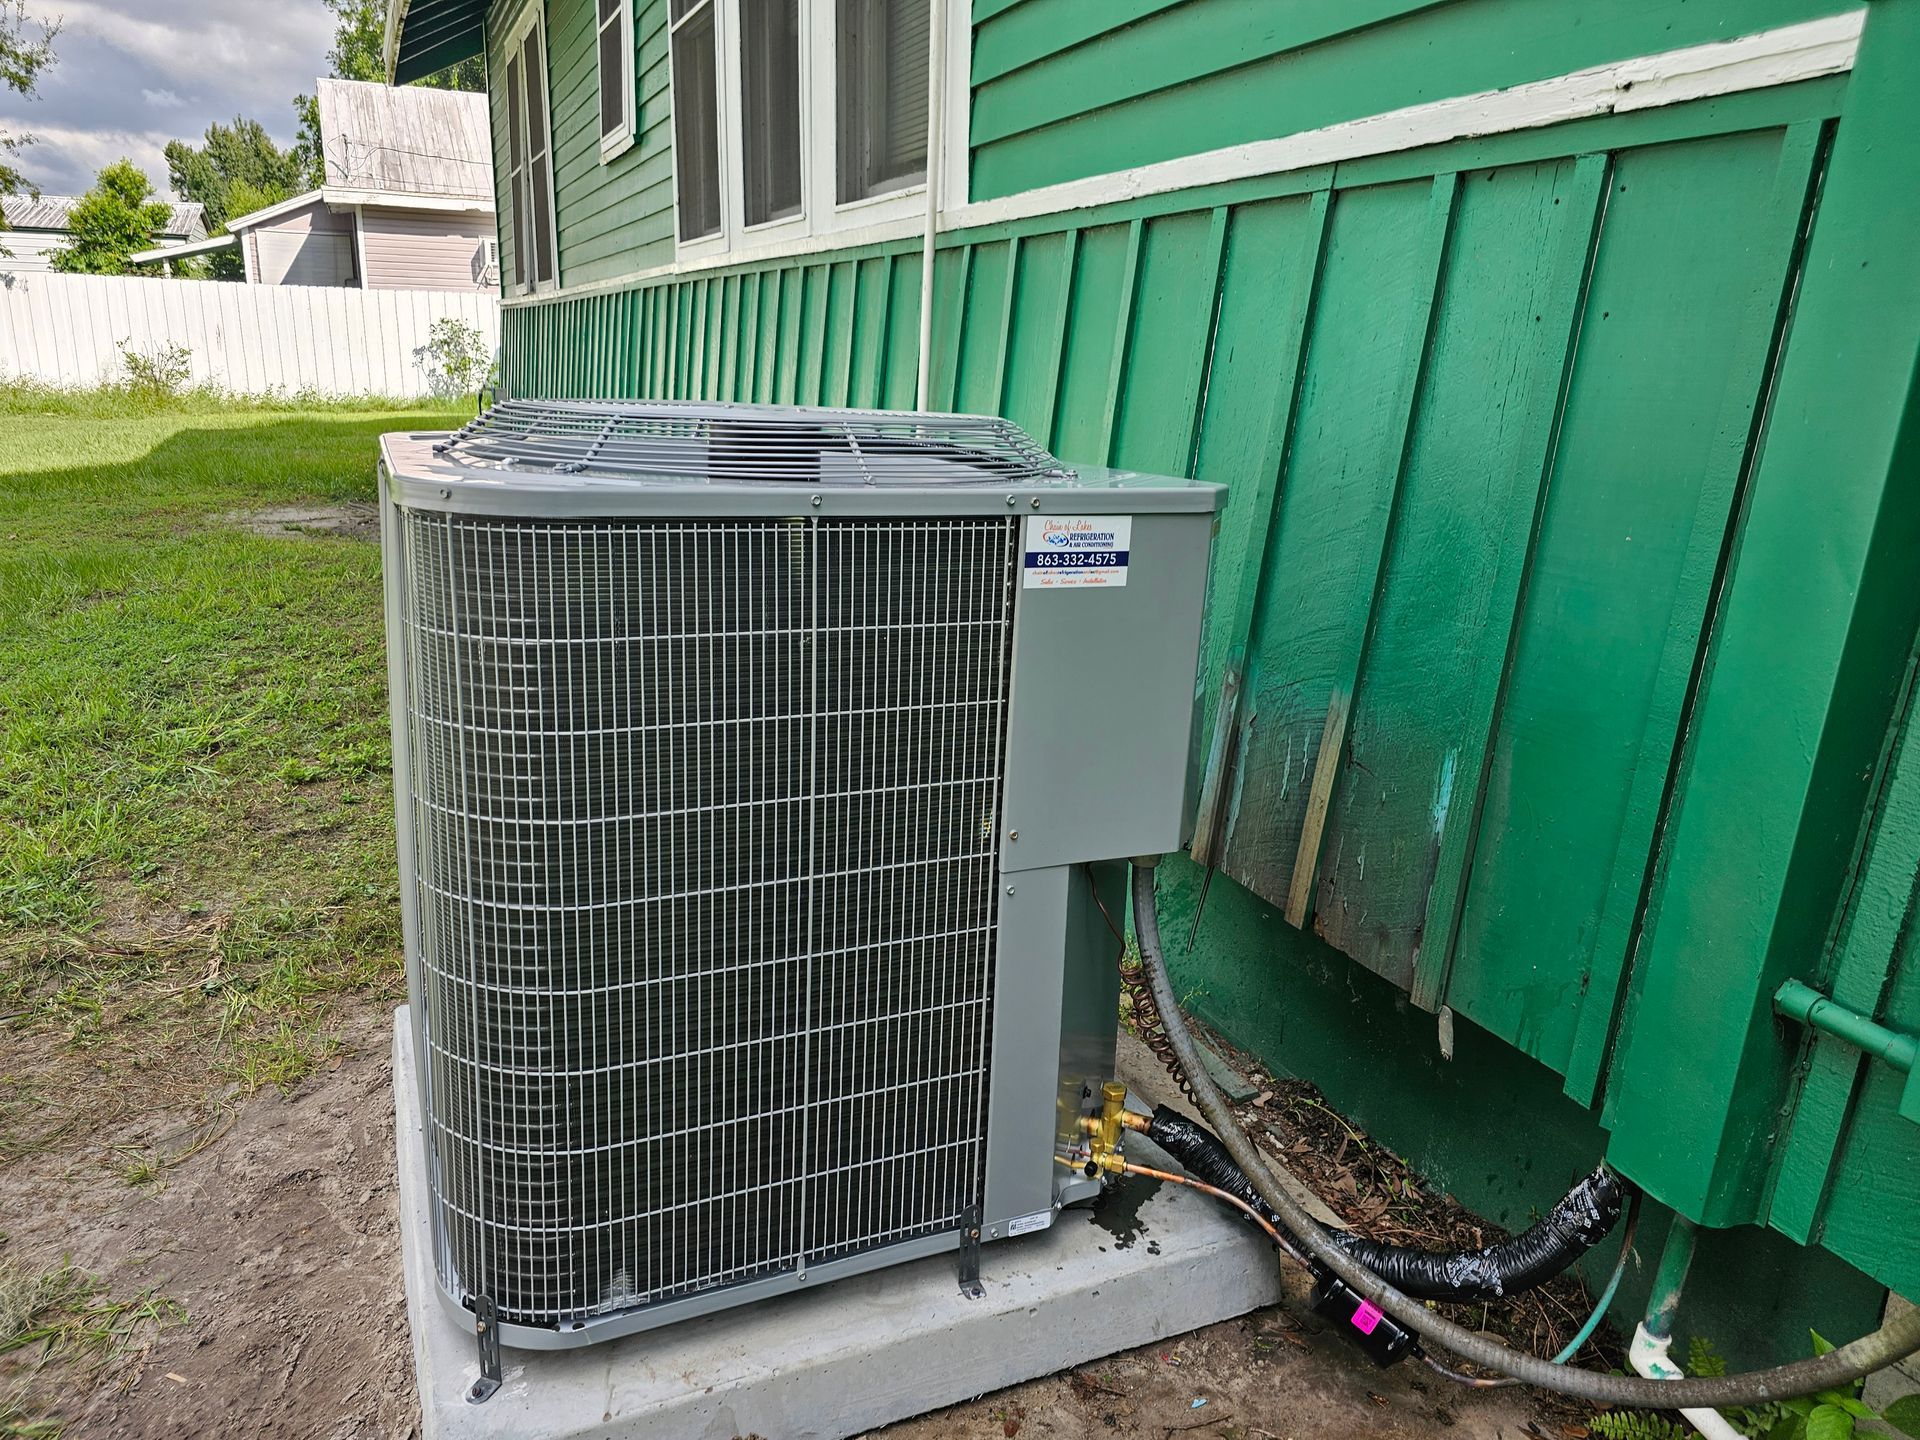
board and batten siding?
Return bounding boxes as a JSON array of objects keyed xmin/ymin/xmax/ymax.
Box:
[
  {"xmin": 488, "ymin": 0, "xmax": 1920, "ymax": 1318},
  {"xmin": 488, "ymin": 0, "xmax": 674, "ymax": 293},
  {"xmin": 359, "ymin": 206, "xmax": 494, "ymax": 290},
  {"xmin": 496, "ymin": 59, "xmax": 1920, "ymax": 1299},
  {"xmin": 966, "ymin": 0, "xmax": 1863, "ymax": 200}
]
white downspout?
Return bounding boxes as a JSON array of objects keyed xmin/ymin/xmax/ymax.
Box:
[{"xmin": 914, "ymin": 0, "xmax": 948, "ymax": 412}]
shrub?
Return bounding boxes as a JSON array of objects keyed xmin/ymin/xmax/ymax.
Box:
[
  {"xmin": 116, "ymin": 338, "xmax": 193, "ymax": 397},
  {"xmin": 413, "ymin": 317, "xmax": 492, "ymax": 401}
]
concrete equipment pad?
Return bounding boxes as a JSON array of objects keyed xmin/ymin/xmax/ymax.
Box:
[{"xmin": 393, "ymin": 1007, "xmax": 1286, "ymax": 1440}]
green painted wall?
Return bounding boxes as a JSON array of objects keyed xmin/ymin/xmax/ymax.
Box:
[
  {"xmin": 966, "ymin": 0, "xmax": 1861, "ymax": 201},
  {"xmin": 487, "ymin": 0, "xmax": 674, "ymax": 292},
  {"xmin": 1150, "ymin": 856, "xmax": 1888, "ymax": 1370},
  {"xmin": 492, "ymin": 0, "xmax": 1920, "ymax": 1338},
  {"xmin": 1598, "ymin": 0, "xmax": 1920, "ymax": 1261}
]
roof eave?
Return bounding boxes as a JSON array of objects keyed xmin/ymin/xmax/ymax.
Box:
[
  {"xmin": 130, "ymin": 232, "xmax": 240, "ymax": 265},
  {"xmin": 387, "ymin": 0, "xmax": 487, "ymax": 85}
]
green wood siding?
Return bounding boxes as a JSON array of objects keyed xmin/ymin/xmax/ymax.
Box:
[
  {"xmin": 488, "ymin": 0, "xmax": 674, "ymax": 292},
  {"xmin": 1600, "ymin": 0, "xmax": 1920, "ymax": 1244},
  {"xmin": 1769, "ymin": 657, "xmax": 1920, "ymax": 1294},
  {"xmin": 494, "ymin": 11, "xmax": 1920, "ymax": 1301},
  {"xmin": 967, "ymin": 0, "xmax": 1860, "ymax": 201}
]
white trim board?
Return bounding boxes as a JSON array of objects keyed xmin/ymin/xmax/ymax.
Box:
[
  {"xmin": 502, "ymin": 10, "xmax": 1863, "ymax": 309},
  {"xmin": 219, "ymin": 186, "xmax": 495, "ymax": 238}
]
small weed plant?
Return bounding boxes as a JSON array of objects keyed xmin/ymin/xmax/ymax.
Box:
[{"xmin": 115, "ymin": 340, "xmax": 193, "ymax": 399}]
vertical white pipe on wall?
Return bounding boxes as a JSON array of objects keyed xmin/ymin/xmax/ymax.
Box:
[{"xmin": 914, "ymin": 0, "xmax": 949, "ymax": 411}]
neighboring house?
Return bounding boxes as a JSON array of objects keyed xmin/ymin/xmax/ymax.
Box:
[
  {"xmin": 0, "ymin": 196, "xmax": 205, "ymax": 273},
  {"xmin": 134, "ymin": 79, "xmax": 495, "ymax": 289},
  {"xmin": 385, "ymin": 0, "xmax": 1920, "ymax": 1358}
]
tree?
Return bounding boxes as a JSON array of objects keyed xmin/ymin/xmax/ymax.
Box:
[
  {"xmin": 0, "ymin": 1, "xmax": 59, "ymax": 238},
  {"xmin": 292, "ymin": 0, "xmax": 484, "ymax": 187},
  {"xmin": 164, "ymin": 117, "xmax": 302, "ymax": 232},
  {"xmin": 164, "ymin": 118, "xmax": 303, "ymax": 279},
  {"xmin": 50, "ymin": 160, "xmax": 173, "ymax": 275}
]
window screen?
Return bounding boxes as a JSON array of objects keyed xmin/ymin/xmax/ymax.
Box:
[
  {"xmin": 523, "ymin": 23, "xmax": 556, "ymax": 285},
  {"xmin": 503, "ymin": 23, "xmax": 557, "ymax": 292},
  {"xmin": 597, "ymin": 0, "xmax": 633, "ymax": 149},
  {"xmin": 741, "ymin": 0, "xmax": 802, "ymax": 226},
  {"xmin": 836, "ymin": 0, "xmax": 929, "ymax": 203},
  {"xmin": 671, "ymin": 0, "xmax": 722, "ymax": 241},
  {"xmin": 506, "ymin": 51, "xmax": 527, "ymax": 290}
]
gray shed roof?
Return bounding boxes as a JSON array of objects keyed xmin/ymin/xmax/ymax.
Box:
[
  {"xmin": 317, "ymin": 78, "xmax": 491, "ymax": 200},
  {"xmin": 2, "ymin": 194, "xmax": 206, "ymax": 239}
]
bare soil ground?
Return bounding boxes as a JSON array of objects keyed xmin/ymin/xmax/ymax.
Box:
[
  {"xmin": 219, "ymin": 504, "xmax": 380, "ymax": 542},
  {"xmin": 1, "ymin": 1002, "xmax": 1579, "ymax": 1440},
  {"xmin": 0, "ymin": 1008, "xmax": 417, "ymax": 1439}
]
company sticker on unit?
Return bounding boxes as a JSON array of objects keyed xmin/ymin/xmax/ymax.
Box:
[{"xmin": 1022, "ymin": 515, "xmax": 1132, "ymax": 589}]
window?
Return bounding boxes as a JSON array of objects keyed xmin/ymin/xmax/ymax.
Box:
[
  {"xmin": 503, "ymin": 10, "xmax": 557, "ymax": 291},
  {"xmin": 671, "ymin": 0, "xmax": 723, "ymax": 241},
  {"xmin": 668, "ymin": 0, "xmax": 945, "ymax": 256},
  {"xmin": 740, "ymin": 0, "xmax": 802, "ymax": 226},
  {"xmin": 835, "ymin": 0, "xmax": 927, "ymax": 203},
  {"xmin": 597, "ymin": 0, "xmax": 637, "ymax": 158}
]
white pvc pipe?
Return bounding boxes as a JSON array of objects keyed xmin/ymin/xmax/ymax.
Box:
[
  {"xmin": 914, "ymin": 0, "xmax": 948, "ymax": 412},
  {"xmin": 1630, "ymin": 1323, "xmax": 1745, "ymax": 1440}
]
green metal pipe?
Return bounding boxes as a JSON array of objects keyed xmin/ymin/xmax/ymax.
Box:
[
  {"xmin": 1775, "ymin": 979, "xmax": 1919, "ymax": 1070},
  {"xmin": 1775, "ymin": 978, "xmax": 1920, "ymax": 1124},
  {"xmin": 1645, "ymin": 1215, "xmax": 1700, "ymax": 1343}
]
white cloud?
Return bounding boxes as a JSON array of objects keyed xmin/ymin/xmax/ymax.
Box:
[
  {"xmin": 57, "ymin": 1, "xmax": 333, "ymax": 112},
  {"xmin": 24, "ymin": 121, "xmax": 174, "ymax": 198},
  {"xmin": 15, "ymin": 1, "xmax": 338, "ymax": 194}
]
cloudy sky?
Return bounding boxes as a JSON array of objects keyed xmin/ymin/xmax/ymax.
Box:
[{"xmin": 0, "ymin": 0, "xmax": 335, "ymax": 198}]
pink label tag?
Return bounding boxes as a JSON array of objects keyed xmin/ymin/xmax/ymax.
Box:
[{"xmin": 1351, "ymin": 1301, "xmax": 1384, "ymax": 1336}]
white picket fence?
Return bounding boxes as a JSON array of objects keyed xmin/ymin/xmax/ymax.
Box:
[{"xmin": 0, "ymin": 270, "xmax": 499, "ymax": 398}]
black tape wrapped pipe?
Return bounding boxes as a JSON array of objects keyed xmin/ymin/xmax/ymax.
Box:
[{"xmin": 1142, "ymin": 1104, "xmax": 1627, "ymax": 1302}]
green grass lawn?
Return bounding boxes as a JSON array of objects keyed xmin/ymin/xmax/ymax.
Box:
[{"xmin": 0, "ymin": 388, "xmax": 466, "ymax": 1126}]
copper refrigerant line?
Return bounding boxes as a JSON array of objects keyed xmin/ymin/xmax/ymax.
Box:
[{"xmin": 1052, "ymin": 1153, "xmax": 1308, "ymax": 1268}]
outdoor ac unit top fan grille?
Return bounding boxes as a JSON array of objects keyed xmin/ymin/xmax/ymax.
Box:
[
  {"xmin": 432, "ymin": 399, "xmax": 1076, "ymax": 486},
  {"xmin": 398, "ymin": 510, "xmax": 1017, "ymax": 1327}
]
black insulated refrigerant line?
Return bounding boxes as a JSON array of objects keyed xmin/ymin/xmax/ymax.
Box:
[
  {"xmin": 1128, "ymin": 860, "xmax": 1920, "ymax": 1408},
  {"xmin": 1142, "ymin": 1106, "xmax": 1629, "ymax": 1302}
]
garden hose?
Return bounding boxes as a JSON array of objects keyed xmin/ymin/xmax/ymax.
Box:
[{"xmin": 1129, "ymin": 860, "xmax": 1920, "ymax": 1408}]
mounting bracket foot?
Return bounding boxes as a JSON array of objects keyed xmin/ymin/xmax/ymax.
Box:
[
  {"xmin": 467, "ymin": 1296, "xmax": 502, "ymax": 1404},
  {"xmin": 958, "ymin": 1206, "xmax": 984, "ymax": 1299}
]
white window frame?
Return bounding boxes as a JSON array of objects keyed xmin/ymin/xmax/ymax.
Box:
[
  {"xmin": 503, "ymin": 1, "xmax": 561, "ymax": 295},
  {"xmin": 674, "ymin": 0, "xmax": 965, "ymax": 260},
  {"xmin": 597, "ymin": 0, "xmax": 638, "ymax": 162}
]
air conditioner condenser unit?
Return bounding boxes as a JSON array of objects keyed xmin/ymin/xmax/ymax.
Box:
[{"xmin": 378, "ymin": 401, "xmax": 1222, "ymax": 1381}]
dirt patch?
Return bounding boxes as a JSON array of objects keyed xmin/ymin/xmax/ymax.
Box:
[
  {"xmin": 869, "ymin": 1311, "xmax": 1541, "ymax": 1439},
  {"xmin": 0, "ymin": 1008, "xmax": 414, "ymax": 1440},
  {"xmin": 1, "ymin": 998, "xmax": 1579, "ymax": 1440},
  {"xmin": 0, "ymin": 990, "xmax": 1613, "ymax": 1440},
  {"xmin": 221, "ymin": 504, "xmax": 379, "ymax": 541}
]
